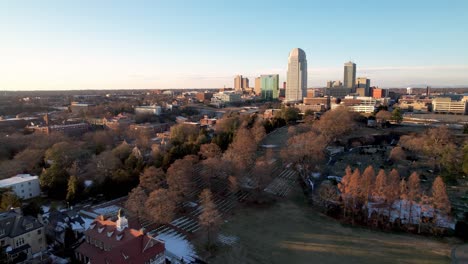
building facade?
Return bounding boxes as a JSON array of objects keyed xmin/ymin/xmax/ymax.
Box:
[
  {"xmin": 432, "ymin": 97, "xmax": 467, "ymax": 114},
  {"xmin": 343, "ymin": 61, "xmax": 356, "ymax": 90},
  {"xmin": 0, "ymin": 174, "xmax": 41, "ymax": 199},
  {"xmin": 0, "ymin": 210, "xmax": 46, "ymax": 262},
  {"xmin": 260, "ymin": 74, "xmax": 279, "ymax": 101},
  {"xmin": 135, "ymin": 105, "xmax": 162, "ymax": 116},
  {"xmin": 286, "ymin": 48, "xmax": 307, "ymax": 102},
  {"xmin": 254, "ymin": 77, "xmax": 262, "ymax": 95},
  {"xmin": 75, "ymin": 212, "xmax": 165, "ymax": 264},
  {"xmin": 356, "ymin": 77, "xmax": 370, "ymax": 96}
]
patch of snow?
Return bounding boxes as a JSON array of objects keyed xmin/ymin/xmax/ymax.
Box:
[
  {"xmin": 218, "ymin": 234, "xmax": 239, "ymax": 245},
  {"xmin": 156, "ymin": 232, "xmax": 196, "ymax": 262},
  {"xmin": 94, "ymin": 205, "xmax": 120, "ymax": 216},
  {"xmin": 84, "ymin": 180, "xmax": 93, "ymax": 187},
  {"xmin": 41, "ymin": 205, "xmax": 50, "ymax": 214}
]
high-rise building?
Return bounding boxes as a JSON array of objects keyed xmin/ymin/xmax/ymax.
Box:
[
  {"xmin": 242, "ymin": 77, "xmax": 249, "ymax": 89},
  {"xmin": 326, "ymin": 80, "xmax": 333, "ymax": 88},
  {"xmin": 234, "ymin": 75, "xmax": 243, "ymax": 91},
  {"xmin": 254, "ymin": 77, "xmax": 262, "ymax": 95},
  {"xmin": 234, "ymin": 75, "xmax": 249, "ymax": 91},
  {"xmin": 356, "ymin": 77, "xmax": 370, "ymax": 96},
  {"xmin": 344, "ymin": 61, "xmax": 356, "ymax": 90},
  {"xmin": 286, "ymin": 48, "xmax": 307, "ymax": 102},
  {"xmin": 260, "ymin": 74, "xmax": 279, "ymax": 101}
]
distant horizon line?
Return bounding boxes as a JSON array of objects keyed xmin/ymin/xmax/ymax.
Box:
[{"xmin": 2, "ymin": 85, "xmax": 468, "ymax": 92}]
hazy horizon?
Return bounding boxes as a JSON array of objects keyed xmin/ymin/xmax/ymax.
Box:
[{"xmin": 1, "ymin": 0, "xmax": 467, "ymax": 91}]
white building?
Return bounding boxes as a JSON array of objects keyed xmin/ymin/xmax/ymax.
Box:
[
  {"xmin": 135, "ymin": 105, "xmax": 162, "ymax": 115},
  {"xmin": 432, "ymin": 97, "xmax": 467, "ymax": 114},
  {"xmin": 0, "ymin": 174, "xmax": 41, "ymax": 199},
  {"xmin": 286, "ymin": 48, "xmax": 307, "ymax": 103}
]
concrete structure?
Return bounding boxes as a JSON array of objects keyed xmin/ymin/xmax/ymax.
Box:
[
  {"xmin": 326, "ymin": 80, "xmax": 333, "ymax": 88},
  {"xmin": 75, "ymin": 212, "xmax": 165, "ymax": 264},
  {"xmin": 254, "ymin": 77, "xmax": 262, "ymax": 95},
  {"xmin": 135, "ymin": 105, "xmax": 162, "ymax": 116},
  {"xmin": 343, "ymin": 96, "xmax": 377, "ymax": 113},
  {"xmin": 0, "ymin": 174, "xmax": 41, "ymax": 199},
  {"xmin": 260, "ymin": 74, "xmax": 279, "ymax": 100},
  {"xmin": 344, "ymin": 61, "xmax": 356, "ymax": 90},
  {"xmin": 286, "ymin": 48, "xmax": 307, "ymax": 103},
  {"xmin": 432, "ymin": 97, "xmax": 467, "ymax": 114},
  {"xmin": 242, "ymin": 77, "xmax": 249, "ymax": 90},
  {"xmin": 0, "ymin": 210, "xmax": 46, "ymax": 262},
  {"xmin": 356, "ymin": 77, "xmax": 370, "ymax": 96},
  {"xmin": 211, "ymin": 92, "xmax": 242, "ymax": 105}
]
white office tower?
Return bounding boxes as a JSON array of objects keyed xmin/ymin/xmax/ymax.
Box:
[{"xmin": 286, "ymin": 48, "xmax": 307, "ymax": 103}]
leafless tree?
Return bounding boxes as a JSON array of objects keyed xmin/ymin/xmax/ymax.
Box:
[{"xmin": 145, "ymin": 188, "xmax": 176, "ymax": 224}]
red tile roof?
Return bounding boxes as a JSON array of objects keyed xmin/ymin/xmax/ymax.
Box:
[{"xmin": 76, "ymin": 217, "xmax": 165, "ymax": 264}]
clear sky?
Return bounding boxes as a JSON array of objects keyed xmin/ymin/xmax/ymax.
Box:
[{"xmin": 1, "ymin": 0, "xmax": 467, "ymax": 90}]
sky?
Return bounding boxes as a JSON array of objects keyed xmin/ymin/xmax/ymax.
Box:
[{"xmin": 0, "ymin": 0, "xmax": 467, "ymax": 90}]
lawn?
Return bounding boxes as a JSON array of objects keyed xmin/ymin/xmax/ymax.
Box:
[{"xmin": 213, "ymin": 185, "xmax": 454, "ymax": 264}]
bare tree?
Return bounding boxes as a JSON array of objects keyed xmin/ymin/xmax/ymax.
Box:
[
  {"xmin": 360, "ymin": 165, "xmax": 376, "ymax": 210},
  {"xmin": 431, "ymin": 176, "xmax": 451, "ymax": 214},
  {"xmin": 198, "ymin": 189, "xmax": 222, "ymax": 246},
  {"xmin": 389, "ymin": 147, "xmax": 406, "ymax": 163},
  {"xmin": 407, "ymin": 172, "xmax": 421, "ymax": 225},
  {"xmin": 139, "ymin": 166, "xmax": 166, "ymax": 192},
  {"xmin": 199, "ymin": 143, "xmax": 222, "ymax": 159},
  {"xmin": 223, "ymin": 127, "xmax": 257, "ymax": 174},
  {"xmin": 314, "ymin": 106, "xmax": 355, "ymax": 143},
  {"xmin": 166, "ymin": 159, "xmax": 194, "ymax": 203},
  {"xmin": 126, "ymin": 186, "xmax": 148, "ymax": 217},
  {"xmin": 338, "ymin": 166, "xmax": 353, "ymax": 217},
  {"xmin": 145, "ymin": 188, "xmax": 175, "ymax": 224},
  {"xmin": 373, "ymin": 169, "xmax": 387, "ymax": 202},
  {"xmin": 375, "ymin": 110, "xmax": 392, "ymax": 124},
  {"xmin": 251, "ymin": 120, "xmax": 266, "ymax": 144}
]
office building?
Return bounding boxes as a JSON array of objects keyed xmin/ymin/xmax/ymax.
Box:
[
  {"xmin": 254, "ymin": 77, "xmax": 262, "ymax": 95},
  {"xmin": 234, "ymin": 75, "xmax": 242, "ymax": 91},
  {"xmin": 234, "ymin": 75, "xmax": 249, "ymax": 91},
  {"xmin": 343, "ymin": 61, "xmax": 356, "ymax": 90},
  {"xmin": 356, "ymin": 77, "xmax": 370, "ymax": 96},
  {"xmin": 0, "ymin": 174, "xmax": 41, "ymax": 199},
  {"xmin": 286, "ymin": 48, "xmax": 307, "ymax": 102},
  {"xmin": 260, "ymin": 74, "xmax": 279, "ymax": 100},
  {"xmin": 432, "ymin": 97, "xmax": 467, "ymax": 114}
]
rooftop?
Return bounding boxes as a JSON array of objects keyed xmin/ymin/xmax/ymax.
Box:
[{"xmin": 0, "ymin": 174, "xmax": 38, "ymax": 188}]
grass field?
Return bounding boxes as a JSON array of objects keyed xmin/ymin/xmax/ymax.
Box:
[{"xmin": 213, "ymin": 185, "xmax": 454, "ymax": 264}]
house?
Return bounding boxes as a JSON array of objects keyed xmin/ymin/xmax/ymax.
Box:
[
  {"xmin": 0, "ymin": 209, "xmax": 46, "ymax": 262},
  {"xmin": 75, "ymin": 210, "xmax": 165, "ymax": 264},
  {"xmin": 0, "ymin": 174, "xmax": 41, "ymax": 199}
]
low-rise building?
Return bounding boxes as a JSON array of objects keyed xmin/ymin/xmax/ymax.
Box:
[
  {"xmin": 0, "ymin": 174, "xmax": 41, "ymax": 199},
  {"xmin": 75, "ymin": 211, "xmax": 165, "ymax": 264},
  {"xmin": 0, "ymin": 210, "xmax": 46, "ymax": 262},
  {"xmin": 432, "ymin": 97, "xmax": 467, "ymax": 114},
  {"xmin": 27, "ymin": 123, "xmax": 89, "ymax": 136},
  {"xmin": 343, "ymin": 96, "xmax": 377, "ymax": 113},
  {"xmin": 135, "ymin": 105, "xmax": 162, "ymax": 116}
]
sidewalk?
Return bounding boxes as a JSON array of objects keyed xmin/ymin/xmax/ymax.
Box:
[{"xmin": 452, "ymin": 244, "xmax": 468, "ymax": 264}]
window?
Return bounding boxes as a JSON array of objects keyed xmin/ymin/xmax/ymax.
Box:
[
  {"xmin": 37, "ymin": 229, "xmax": 41, "ymax": 235},
  {"xmin": 28, "ymin": 182, "xmax": 31, "ymax": 185}
]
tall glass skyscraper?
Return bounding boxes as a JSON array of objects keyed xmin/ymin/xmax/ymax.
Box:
[
  {"xmin": 260, "ymin": 74, "xmax": 279, "ymax": 101},
  {"xmin": 343, "ymin": 61, "xmax": 356, "ymax": 90},
  {"xmin": 286, "ymin": 48, "xmax": 307, "ymax": 103}
]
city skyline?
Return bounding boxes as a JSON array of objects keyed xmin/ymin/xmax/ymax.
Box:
[{"xmin": 1, "ymin": 0, "xmax": 468, "ymax": 90}]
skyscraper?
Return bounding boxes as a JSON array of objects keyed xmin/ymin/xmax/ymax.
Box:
[
  {"xmin": 234, "ymin": 75, "xmax": 242, "ymax": 91},
  {"xmin": 242, "ymin": 77, "xmax": 249, "ymax": 89},
  {"xmin": 286, "ymin": 48, "xmax": 307, "ymax": 103},
  {"xmin": 254, "ymin": 77, "xmax": 261, "ymax": 95},
  {"xmin": 260, "ymin": 74, "xmax": 279, "ymax": 101},
  {"xmin": 343, "ymin": 61, "xmax": 356, "ymax": 90}
]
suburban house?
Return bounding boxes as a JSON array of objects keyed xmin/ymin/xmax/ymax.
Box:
[
  {"xmin": 0, "ymin": 209, "xmax": 46, "ymax": 263},
  {"xmin": 75, "ymin": 210, "xmax": 165, "ymax": 264}
]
